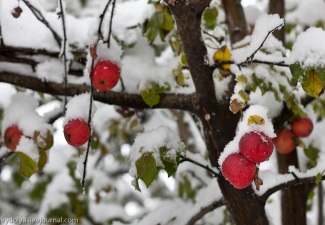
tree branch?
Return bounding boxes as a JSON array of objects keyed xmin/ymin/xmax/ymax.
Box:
[
  {"xmin": 22, "ymin": 0, "xmax": 62, "ymax": 46},
  {"xmin": 260, "ymin": 173, "xmax": 325, "ymax": 202},
  {"xmin": 179, "ymin": 155, "xmax": 219, "ymax": 177},
  {"xmin": 186, "ymin": 199, "xmax": 225, "ymax": 225},
  {"xmin": 0, "ymin": 71, "xmax": 194, "ymax": 111}
]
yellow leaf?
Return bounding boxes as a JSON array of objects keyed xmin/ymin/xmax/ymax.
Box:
[
  {"xmin": 213, "ymin": 46, "xmax": 231, "ymax": 77},
  {"xmin": 247, "ymin": 115, "xmax": 265, "ymax": 125},
  {"xmin": 302, "ymin": 70, "xmax": 324, "ymax": 98}
]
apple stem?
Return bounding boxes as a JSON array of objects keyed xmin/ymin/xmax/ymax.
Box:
[{"xmin": 254, "ymin": 167, "xmax": 263, "ymax": 191}]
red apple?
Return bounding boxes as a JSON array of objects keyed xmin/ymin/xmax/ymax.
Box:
[
  {"xmin": 221, "ymin": 153, "xmax": 256, "ymax": 189},
  {"xmin": 92, "ymin": 60, "xmax": 120, "ymax": 91},
  {"xmin": 239, "ymin": 131, "xmax": 274, "ymax": 164},
  {"xmin": 273, "ymin": 129, "xmax": 295, "ymax": 154},
  {"xmin": 64, "ymin": 119, "xmax": 90, "ymax": 147},
  {"xmin": 4, "ymin": 125, "xmax": 23, "ymax": 151},
  {"xmin": 291, "ymin": 117, "xmax": 313, "ymax": 137}
]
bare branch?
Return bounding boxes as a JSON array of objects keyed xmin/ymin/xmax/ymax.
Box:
[
  {"xmin": 58, "ymin": 0, "xmax": 69, "ymax": 110},
  {"xmin": 179, "ymin": 155, "xmax": 220, "ymax": 177},
  {"xmin": 106, "ymin": 0, "xmax": 116, "ymax": 48},
  {"xmin": 186, "ymin": 199, "xmax": 225, "ymax": 225},
  {"xmin": 22, "ymin": 0, "xmax": 62, "ymax": 46},
  {"xmin": 97, "ymin": 0, "xmax": 113, "ymax": 40},
  {"xmin": 0, "ymin": 71, "xmax": 194, "ymax": 111},
  {"xmin": 241, "ymin": 23, "xmax": 284, "ymax": 64}
]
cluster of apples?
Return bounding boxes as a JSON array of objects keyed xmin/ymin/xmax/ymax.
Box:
[
  {"xmin": 222, "ymin": 131, "xmax": 274, "ymax": 189},
  {"xmin": 63, "ymin": 59, "xmax": 121, "ymax": 147},
  {"xmin": 272, "ymin": 117, "xmax": 313, "ymax": 154}
]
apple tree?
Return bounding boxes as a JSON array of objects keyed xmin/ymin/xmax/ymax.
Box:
[{"xmin": 0, "ymin": 0, "xmax": 325, "ymax": 225}]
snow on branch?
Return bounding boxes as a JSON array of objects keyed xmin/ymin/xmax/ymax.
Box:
[{"xmin": 21, "ymin": 0, "xmax": 61, "ymax": 46}]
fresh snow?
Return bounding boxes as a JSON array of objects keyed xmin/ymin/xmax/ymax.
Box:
[{"xmin": 289, "ymin": 27, "xmax": 325, "ymax": 67}]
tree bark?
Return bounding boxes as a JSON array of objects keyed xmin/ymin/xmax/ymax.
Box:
[
  {"xmin": 269, "ymin": 1, "xmax": 315, "ymax": 224},
  {"xmin": 222, "ymin": 0, "xmax": 248, "ymax": 44},
  {"xmin": 168, "ymin": 1, "xmax": 270, "ymax": 224},
  {"xmin": 276, "ymin": 150, "xmax": 315, "ymax": 225}
]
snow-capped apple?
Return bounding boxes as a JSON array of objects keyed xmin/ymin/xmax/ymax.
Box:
[
  {"xmin": 4, "ymin": 125, "xmax": 23, "ymax": 151},
  {"xmin": 239, "ymin": 131, "xmax": 273, "ymax": 164},
  {"xmin": 291, "ymin": 117, "xmax": 313, "ymax": 137},
  {"xmin": 222, "ymin": 153, "xmax": 256, "ymax": 189},
  {"xmin": 273, "ymin": 129, "xmax": 295, "ymax": 154},
  {"xmin": 92, "ymin": 60, "xmax": 120, "ymax": 91},
  {"xmin": 64, "ymin": 119, "xmax": 90, "ymax": 147}
]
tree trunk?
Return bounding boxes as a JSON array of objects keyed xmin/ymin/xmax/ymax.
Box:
[
  {"xmin": 277, "ymin": 150, "xmax": 315, "ymax": 225},
  {"xmin": 168, "ymin": 1, "xmax": 270, "ymax": 224},
  {"xmin": 269, "ymin": 1, "xmax": 316, "ymax": 224}
]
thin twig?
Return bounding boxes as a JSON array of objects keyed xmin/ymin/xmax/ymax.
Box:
[
  {"xmin": 0, "ymin": 151, "xmax": 15, "ymax": 170},
  {"xmin": 186, "ymin": 199, "xmax": 225, "ymax": 225},
  {"xmin": 106, "ymin": 0, "xmax": 116, "ymax": 48},
  {"xmin": 0, "ymin": 24, "xmax": 4, "ymax": 46},
  {"xmin": 81, "ymin": 0, "xmax": 114, "ymax": 190},
  {"xmin": 81, "ymin": 58, "xmax": 95, "ymax": 190},
  {"xmin": 179, "ymin": 155, "xmax": 219, "ymax": 177},
  {"xmin": 245, "ymin": 23, "xmax": 284, "ymax": 62},
  {"xmin": 58, "ymin": 0, "xmax": 69, "ymax": 112},
  {"xmin": 22, "ymin": 0, "xmax": 61, "ymax": 46},
  {"xmin": 97, "ymin": 0, "xmax": 113, "ymax": 40}
]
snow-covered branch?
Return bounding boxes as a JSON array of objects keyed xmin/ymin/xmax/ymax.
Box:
[
  {"xmin": 21, "ymin": 0, "xmax": 61, "ymax": 46},
  {"xmin": 260, "ymin": 173, "xmax": 325, "ymax": 203}
]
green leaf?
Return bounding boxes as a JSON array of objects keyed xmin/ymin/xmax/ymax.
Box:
[
  {"xmin": 289, "ymin": 63, "xmax": 304, "ymax": 82},
  {"xmin": 144, "ymin": 12, "xmax": 164, "ymax": 41},
  {"xmin": 159, "ymin": 147, "xmax": 178, "ymax": 177},
  {"xmin": 17, "ymin": 152, "xmax": 38, "ymax": 178},
  {"xmin": 315, "ymin": 173, "xmax": 322, "ymax": 185},
  {"xmin": 236, "ymin": 74, "xmax": 248, "ymax": 84},
  {"xmin": 304, "ymin": 145, "xmax": 319, "ymax": 168},
  {"xmin": 180, "ymin": 52, "xmax": 188, "ymax": 66},
  {"xmin": 301, "ymin": 69, "xmax": 324, "ymax": 98},
  {"xmin": 238, "ymin": 90, "xmax": 250, "ymax": 102},
  {"xmin": 203, "ymin": 7, "xmax": 218, "ymax": 30},
  {"xmin": 135, "ymin": 153, "xmax": 157, "ymax": 188},
  {"xmin": 38, "ymin": 149, "xmax": 48, "ymax": 171},
  {"xmin": 141, "ymin": 87, "xmax": 160, "ymax": 107},
  {"xmin": 161, "ymin": 12, "xmax": 174, "ymax": 30},
  {"xmin": 178, "ymin": 175, "xmax": 196, "ymax": 200}
]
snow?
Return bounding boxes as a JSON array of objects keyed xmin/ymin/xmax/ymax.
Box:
[
  {"xmin": 129, "ymin": 126, "xmax": 185, "ymax": 179},
  {"xmin": 36, "ymin": 59, "xmax": 64, "ymax": 82},
  {"xmin": 16, "ymin": 136, "xmax": 40, "ymax": 162},
  {"xmin": 38, "ymin": 168, "xmax": 75, "ymax": 217},
  {"xmin": 2, "ymin": 93, "xmax": 52, "ymax": 137},
  {"xmin": 63, "ymin": 92, "xmax": 96, "ymax": 126},
  {"xmin": 218, "ymin": 105, "xmax": 276, "ymax": 166},
  {"xmin": 286, "ymin": 0, "xmax": 325, "ymax": 27},
  {"xmin": 232, "ymin": 14, "xmax": 284, "ymax": 63},
  {"xmin": 289, "ymin": 27, "xmax": 325, "ymax": 67},
  {"xmin": 89, "ymin": 202, "xmax": 129, "ymax": 223}
]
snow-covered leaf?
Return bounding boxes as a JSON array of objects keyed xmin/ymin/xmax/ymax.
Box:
[{"xmin": 247, "ymin": 115, "xmax": 265, "ymax": 125}]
